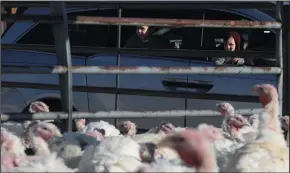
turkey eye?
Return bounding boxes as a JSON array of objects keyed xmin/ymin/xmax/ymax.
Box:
[
  {"xmin": 42, "ymin": 126, "xmax": 48, "ymax": 130},
  {"xmin": 94, "ymin": 128, "xmax": 105, "ymax": 136},
  {"xmin": 98, "ymin": 129, "xmax": 105, "ymax": 136},
  {"xmin": 175, "ymin": 136, "xmax": 185, "ymax": 142}
]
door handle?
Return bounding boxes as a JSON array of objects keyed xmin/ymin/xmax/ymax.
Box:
[{"xmin": 162, "ymin": 78, "xmax": 213, "ymax": 93}]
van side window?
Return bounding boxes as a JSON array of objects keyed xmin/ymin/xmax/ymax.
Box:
[
  {"xmin": 202, "ymin": 10, "xmax": 252, "ymax": 50},
  {"xmin": 17, "ymin": 9, "xmax": 118, "ymax": 48},
  {"xmin": 202, "ymin": 9, "xmax": 275, "ymax": 51},
  {"xmin": 120, "ymin": 9, "xmax": 206, "ymax": 49}
]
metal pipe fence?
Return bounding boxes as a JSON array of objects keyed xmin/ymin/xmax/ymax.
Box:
[
  {"xmin": 1, "ymin": 65, "xmax": 282, "ymax": 74},
  {"xmin": 276, "ymin": 2, "xmax": 284, "ymax": 117},
  {"xmin": 1, "ymin": 108, "xmax": 264, "ymax": 122},
  {"xmin": 0, "ymin": 1, "xmax": 278, "ymax": 9},
  {"xmin": 2, "ymin": 14, "xmax": 282, "ymax": 29},
  {"xmin": 1, "ymin": 1, "xmax": 289, "ymax": 130}
]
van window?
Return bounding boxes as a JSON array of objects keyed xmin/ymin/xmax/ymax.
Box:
[
  {"xmin": 17, "ymin": 9, "xmax": 119, "ymax": 48},
  {"xmin": 17, "ymin": 8, "xmax": 206, "ymax": 50},
  {"xmin": 202, "ymin": 9, "xmax": 276, "ymax": 51},
  {"xmin": 121, "ymin": 9, "xmax": 205, "ymax": 49}
]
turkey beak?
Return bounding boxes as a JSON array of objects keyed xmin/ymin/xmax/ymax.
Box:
[{"xmin": 55, "ymin": 131, "xmax": 62, "ymax": 137}]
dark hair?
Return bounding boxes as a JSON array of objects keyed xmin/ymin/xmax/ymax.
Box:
[{"xmin": 223, "ymin": 31, "xmax": 241, "ymax": 51}]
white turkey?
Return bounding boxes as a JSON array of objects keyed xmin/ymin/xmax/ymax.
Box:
[
  {"xmin": 280, "ymin": 115, "xmax": 289, "ymax": 146},
  {"xmin": 156, "ymin": 128, "xmax": 219, "ymax": 172},
  {"xmin": 26, "ymin": 120, "xmax": 62, "ymax": 156},
  {"xmin": 196, "ymin": 123, "xmax": 243, "ymax": 171},
  {"xmin": 81, "ymin": 120, "xmax": 121, "ymax": 140},
  {"xmin": 77, "ymin": 136, "xmax": 143, "ymax": 172},
  {"xmin": 0, "ymin": 101, "xmax": 50, "ymax": 146},
  {"xmin": 248, "ymin": 113, "xmax": 260, "ymax": 129},
  {"xmin": 225, "ymin": 84, "xmax": 289, "ymax": 172},
  {"xmin": 137, "ymin": 159, "xmax": 195, "ymax": 172},
  {"xmin": 117, "ymin": 120, "xmax": 137, "ymax": 136},
  {"xmin": 216, "ymin": 102, "xmax": 257, "ymax": 142},
  {"xmin": 1, "ymin": 127, "xmax": 26, "ymax": 157},
  {"xmin": 1, "ymin": 121, "xmax": 63, "ymax": 171},
  {"xmin": 47, "ymin": 132, "xmax": 100, "ymax": 169},
  {"xmin": 131, "ymin": 122, "xmax": 182, "ymax": 161},
  {"xmin": 10, "ymin": 153, "xmax": 75, "ymax": 172}
]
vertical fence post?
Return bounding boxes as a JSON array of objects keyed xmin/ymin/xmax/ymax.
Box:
[
  {"xmin": 50, "ymin": 2, "xmax": 73, "ymax": 131},
  {"xmin": 284, "ymin": 4, "xmax": 290, "ymax": 116},
  {"xmin": 114, "ymin": 7, "xmax": 122, "ymax": 126},
  {"xmin": 276, "ymin": 1, "xmax": 283, "ymax": 117}
]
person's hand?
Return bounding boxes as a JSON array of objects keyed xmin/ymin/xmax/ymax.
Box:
[{"xmin": 232, "ymin": 57, "xmax": 238, "ymax": 64}]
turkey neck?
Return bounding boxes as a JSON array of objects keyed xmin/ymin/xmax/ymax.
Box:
[
  {"xmin": 28, "ymin": 129, "xmax": 51, "ymax": 156},
  {"xmin": 259, "ymin": 99, "xmax": 282, "ymax": 134}
]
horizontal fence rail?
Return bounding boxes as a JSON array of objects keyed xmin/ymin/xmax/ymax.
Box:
[
  {"xmin": 1, "ymin": 108, "xmax": 264, "ymax": 121},
  {"xmin": 0, "ymin": 1, "xmax": 278, "ymax": 9},
  {"xmin": 2, "ymin": 65, "xmax": 282, "ymax": 74},
  {"xmin": 1, "ymin": 44, "xmax": 277, "ymax": 59},
  {"xmin": 1, "ymin": 14, "xmax": 282, "ymax": 29}
]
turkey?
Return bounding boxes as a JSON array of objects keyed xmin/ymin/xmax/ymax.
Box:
[
  {"xmin": 217, "ymin": 102, "xmax": 257, "ymax": 142},
  {"xmin": 225, "ymin": 84, "xmax": 289, "ymax": 172},
  {"xmin": 132, "ymin": 122, "xmax": 185, "ymax": 144},
  {"xmin": 77, "ymin": 136, "xmax": 143, "ymax": 172},
  {"xmin": 146, "ymin": 122, "xmax": 186, "ymax": 135},
  {"xmin": 22, "ymin": 101, "xmax": 55, "ymax": 149},
  {"xmin": 75, "ymin": 118, "xmax": 87, "ymax": 132},
  {"xmin": 1, "ymin": 151, "xmax": 29, "ymax": 172},
  {"xmin": 28, "ymin": 101, "xmax": 50, "ymax": 113},
  {"xmin": 81, "ymin": 120, "xmax": 121, "ymax": 140},
  {"xmin": 27, "ymin": 101, "xmax": 86, "ymax": 133},
  {"xmin": 0, "ymin": 101, "xmax": 50, "ymax": 143},
  {"xmin": 47, "ymin": 132, "xmax": 100, "ymax": 169},
  {"xmin": 1, "ymin": 122, "xmax": 25, "ymax": 139},
  {"xmin": 137, "ymin": 159, "xmax": 195, "ymax": 172},
  {"xmin": 280, "ymin": 115, "xmax": 289, "ymax": 146},
  {"xmin": 227, "ymin": 114, "xmax": 258, "ymax": 142},
  {"xmin": 130, "ymin": 122, "xmax": 183, "ymax": 162},
  {"xmin": 157, "ymin": 128, "xmax": 219, "ymax": 172},
  {"xmin": 131, "ymin": 123, "xmax": 169, "ymax": 144},
  {"xmin": 248, "ymin": 113, "xmax": 260, "ymax": 129},
  {"xmin": 1, "ymin": 121, "xmax": 63, "ymax": 171},
  {"xmin": 26, "ymin": 121, "xmax": 62, "ymax": 156},
  {"xmin": 1, "ymin": 127, "xmax": 26, "ymax": 157},
  {"xmin": 196, "ymin": 123, "xmax": 244, "ymax": 171},
  {"xmin": 216, "ymin": 102, "xmax": 235, "ymax": 132},
  {"xmin": 10, "ymin": 153, "xmax": 75, "ymax": 172},
  {"xmin": 117, "ymin": 120, "xmax": 137, "ymax": 136}
]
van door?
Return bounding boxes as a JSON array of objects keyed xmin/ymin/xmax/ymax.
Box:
[{"xmin": 187, "ymin": 9, "xmax": 277, "ymax": 127}]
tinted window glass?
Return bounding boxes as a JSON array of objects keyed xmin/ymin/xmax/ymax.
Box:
[
  {"xmin": 121, "ymin": 9, "xmax": 205, "ymax": 49},
  {"xmin": 202, "ymin": 9, "xmax": 275, "ymax": 51},
  {"xmin": 17, "ymin": 9, "xmax": 118, "ymax": 48},
  {"xmin": 17, "ymin": 8, "xmax": 205, "ymax": 51}
]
